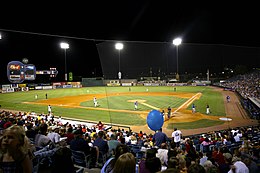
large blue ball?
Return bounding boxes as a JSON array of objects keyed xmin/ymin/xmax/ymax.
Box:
[{"xmin": 147, "ymin": 110, "xmax": 164, "ymax": 131}]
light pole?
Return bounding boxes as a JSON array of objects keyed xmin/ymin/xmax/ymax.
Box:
[
  {"xmin": 115, "ymin": 43, "xmax": 123, "ymax": 83},
  {"xmin": 173, "ymin": 38, "xmax": 182, "ymax": 81},
  {"xmin": 60, "ymin": 42, "xmax": 69, "ymax": 81}
]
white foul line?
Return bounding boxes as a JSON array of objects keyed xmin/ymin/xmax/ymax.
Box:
[{"xmin": 173, "ymin": 92, "xmax": 201, "ymax": 114}]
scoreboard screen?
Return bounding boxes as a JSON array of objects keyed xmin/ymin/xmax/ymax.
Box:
[
  {"xmin": 7, "ymin": 61, "xmax": 36, "ymax": 83},
  {"xmin": 24, "ymin": 64, "xmax": 36, "ymax": 80},
  {"xmin": 7, "ymin": 61, "xmax": 25, "ymax": 83}
]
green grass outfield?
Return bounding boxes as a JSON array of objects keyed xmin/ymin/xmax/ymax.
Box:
[{"xmin": 0, "ymin": 86, "xmax": 225, "ymax": 127}]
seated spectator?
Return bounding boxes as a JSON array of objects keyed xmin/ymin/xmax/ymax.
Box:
[
  {"xmin": 47, "ymin": 126, "xmax": 61, "ymax": 145},
  {"xmin": 139, "ymin": 148, "xmax": 161, "ymax": 173},
  {"xmin": 70, "ymin": 129, "xmax": 90, "ymax": 155},
  {"xmin": 25, "ymin": 122, "xmax": 37, "ymax": 142},
  {"xmin": 35, "ymin": 123, "xmax": 52, "ymax": 149},
  {"xmin": 228, "ymin": 160, "xmax": 249, "ymax": 173},
  {"xmin": 108, "ymin": 134, "xmax": 121, "ymax": 156},
  {"xmin": 167, "ymin": 157, "xmax": 179, "ymax": 169},
  {"xmin": 220, "ymin": 153, "xmax": 233, "ymax": 173},
  {"xmin": 0, "ymin": 125, "xmax": 32, "ymax": 173},
  {"xmin": 243, "ymin": 157, "xmax": 259, "ymax": 173},
  {"xmin": 101, "ymin": 144, "xmax": 129, "ymax": 173},
  {"xmin": 63, "ymin": 127, "xmax": 74, "ymax": 145},
  {"xmin": 211, "ymin": 147, "xmax": 225, "ymax": 166},
  {"xmin": 156, "ymin": 143, "xmax": 168, "ymax": 166},
  {"xmin": 51, "ymin": 147, "xmax": 76, "ymax": 173},
  {"xmin": 112, "ymin": 152, "xmax": 136, "ymax": 173},
  {"xmin": 187, "ymin": 163, "xmax": 205, "ymax": 173},
  {"xmin": 97, "ymin": 121, "xmax": 104, "ymax": 131},
  {"xmin": 93, "ymin": 131, "xmax": 109, "ymax": 165}
]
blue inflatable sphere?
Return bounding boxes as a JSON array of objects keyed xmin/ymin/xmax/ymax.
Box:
[{"xmin": 147, "ymin": 110, "xmax": 164, "ymax": 131}]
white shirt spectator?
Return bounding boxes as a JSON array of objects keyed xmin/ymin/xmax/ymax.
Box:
[
  {"xmin": 172, "ymin": 129, "xmax": 182, "ymax": 143},
  {"xmin": 228, "ymin": 161, "xmax": 249, "ymax": 173},
  {"xmin": 231, "ymin": 129, "xmax": 239, "ymax": 135},
  {"xmin": 234, "ymin": 135, "xmax": 240, "ymax": 142},
  {"xmin": 47, "ymin": 127, "xmax": 61, "ymax": 144},
  {"xmin": 156, "ymin": 148, "xmax": 168, "ymax": 166}
]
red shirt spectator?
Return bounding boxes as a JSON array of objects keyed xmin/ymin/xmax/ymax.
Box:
[{"xmin": 97, "ymin": 121, "xmax": 104, "ymax": 130}]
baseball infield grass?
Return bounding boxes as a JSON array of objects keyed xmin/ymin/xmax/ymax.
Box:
[{"xmin": 0, "ymin": 86, "xmax": 225, "ymax": 128}]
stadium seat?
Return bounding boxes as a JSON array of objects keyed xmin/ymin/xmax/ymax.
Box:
[{"xmin": 71, "ymin": 149, "xmax": 91, "ymax": 168}]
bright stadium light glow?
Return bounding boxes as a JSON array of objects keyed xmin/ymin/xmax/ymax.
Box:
[
  {"xmin": 60, "ymin": 42, "xmax": 69, "ymax": 81},
  {"xmin": 173, "ymin": 38, "xmax": 182, "ymax": 81},
  {"xmin": 60, "ymin": 42, "xmax": 69, "ymax": 49},
  {"xmin": 173, "ymin": 38, "xmax": 182, "ymax": 46},
  {"xmin": 115, "ymin": 43, "xmax": 123, "ymax": 50},
  {"xmin": 115, "ymin": 43, "xmax": 124, "ymax": 83}
]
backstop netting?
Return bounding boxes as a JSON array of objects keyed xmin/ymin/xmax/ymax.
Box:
[{"xmin": 96, "ymin": 41, "xmax": 260, "ymax": 81}]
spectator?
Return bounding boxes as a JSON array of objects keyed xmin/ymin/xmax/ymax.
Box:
[
  {"xmin": 35, "ymin": 123, "xmax": 52, "ymax": 148},
  {"xmin": 0, "ymin": 125, "xmax": 32, "ymax": 172},
  {"xmin": 172, "ymin": 128, "xmax": 182, "ymax": 148},
  {"xmin": 107, "ymin": 134, "xmax": 121, "ymax": 156},
  {"xmin": 51, "ymin": 147, "xmax": 76, "ymax": 173},
  {"xmin": 93, "ymin": 131, "xmax": 109, "ymax": 163},
  {"xmin": 153, "ymin": 128, "xmax": 169, "ymax": 148},
  {"xmin": 63, "ymin": 127, "xmax": 74, "ymax": 145},
  {"xmin": 97, "ymin": 121, "xmax": 104, "ymax": 131},
  {"xmin": 139, "ymin": 148, "xmax": 161, "ymax": 173},
  {"xmin": 113, "ymin": 152, "xmax": 136, "ymax": 173},
  {"xmin": 156, "ymin": 143, "xmax": 168, "ymax": 166},
  {"xmin": 187, "ymin": 163, "xmax": 205, "ymax": 173},
  {"xmin": 101, "ymin": 144, "xmax": 129, "ymax": 173},
  {"xmin": 47, "ymin": 126, "xmax": 61, "ymax": 144},
  {"xmin": 70, "ymin": 129, "xmax": 90, "ymax": 156}
]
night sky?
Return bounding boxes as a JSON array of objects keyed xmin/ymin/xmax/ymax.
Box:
[{"xmin": 0, "ymin": 2, "xmax": 260, "ymax": 84}]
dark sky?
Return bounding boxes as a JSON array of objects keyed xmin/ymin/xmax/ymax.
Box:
[{"xmin": 0, "ymin": 1, "xmax": 260, "ymax": 83}]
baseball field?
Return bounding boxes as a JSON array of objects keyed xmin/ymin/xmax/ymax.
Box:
[{"xmin": 0, "ymin": 86, "xmax": 258, "ymax": 136}]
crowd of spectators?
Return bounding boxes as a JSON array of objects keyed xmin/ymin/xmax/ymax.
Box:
[
  {"xmin": 219, "ymin": 70, "xmax": 260, "ymax": 100},
  {"xmin": 0, "ymin": 109, "xmax": 259, "ymax": 173},
  {"xmin": 217, "ymin": 70, "xmax": 260, "ymax": 119}
]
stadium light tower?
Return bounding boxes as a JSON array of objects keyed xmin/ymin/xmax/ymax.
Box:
[
  {"xmin": 60, "ymin": 42, "xmax": 69, "ymax": 81},
  {"xmin": 115, "ymin": 43, "xmax": 124, "ymax": 83},
  {"xmin": 173, "ymin": 38, "xmax": 182, "ymax": 81}
]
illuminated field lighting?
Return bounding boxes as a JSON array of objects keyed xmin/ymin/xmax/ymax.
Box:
[
  {"xmin": 60, "ymin": 42, "xmax": 69, "ymax": 49},
  {"xmin": 60, "ymin": 42, "xmax": 69, "ymax": 81},
  {"xmin": 173, "ymin": 38, "xmax": 182, "ymax": 46},
  {"xmin": 115, "ymin": 43, "xmax": 123, "ymax": 50},
  {"xmin": 115, "ymin": 43, "xmax": 124, "ymax": 82},
  {"xmin": 173, "ymin": 38, "xmax": 182, "ymax": 81}
]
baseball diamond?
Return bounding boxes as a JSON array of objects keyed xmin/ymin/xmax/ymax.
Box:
[{"xmin": 0, "ymin": 86, "xmax": 257, "ymax": 136}]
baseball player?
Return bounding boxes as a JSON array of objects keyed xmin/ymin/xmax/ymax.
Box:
[
  {"xmin": 206, "ymin": 104, "xmax": 210, "ymax": 114},
  {"xmin": 94, "ymin": 97, "xmax": 98, "ymax": 107},
  {"xmin": 134, "ymin": 101, "xmax": 138, "ymax": 110},
  {"xmin": 192, "ymin": 104, "xmax": 196, "ymax": 114}
]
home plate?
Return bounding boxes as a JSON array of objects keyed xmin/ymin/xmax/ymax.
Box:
[{"xmin": 219, "ymin": 117, "xmax": 232, "ymax": 121}]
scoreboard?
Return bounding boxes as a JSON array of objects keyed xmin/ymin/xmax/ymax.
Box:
[{"xmin": 7, "ymin": 61, "xmax": 58, "ymax": 83}]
